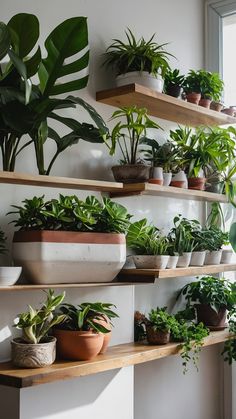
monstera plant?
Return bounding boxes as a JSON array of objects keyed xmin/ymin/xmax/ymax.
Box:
[{"xmin": 0, "ymin": 13, "xmax": 108, "ymax": 174}]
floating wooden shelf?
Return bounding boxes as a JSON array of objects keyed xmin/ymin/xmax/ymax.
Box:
[
  {"xmin": 0, "ymin": 330, "xmax": 232, "ymax": 388},
  {"xmin": 0, "ymin": 282, "xmax": 141, "ymax": 291},
  {"xmin": 96, "ymin": 84, "xmax": 236, "ymax": 127},
  {"xmin": 118, "ymin": 264, "xmax": 236, "ymax": 283},
  {"xmin": 111, "ymin": 182, "xmax": 228, "ymax": 202}
]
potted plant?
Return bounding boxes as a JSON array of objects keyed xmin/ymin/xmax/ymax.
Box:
[
  {"xmin": 202, "ymin": 226, "xmax": 226, "ymax": 265},
  {"xmin": 144, "ymin": 307, "xmax": 176, "ymax": 344},
  {"xmin": 164, "ymin": 68, "xmax": 185, "ymax": 98},
  {"xmin": 103, "ymin": 28, "xmax": 173, "ymax": 92},
  {"xmin": 183, "ymin": 70, "xmax": 202, "ymax": 104},
  {"xmin": 190, "ymin": 229, "xmax": 207, "ymax": 266},
  {"xmin": 142, "ymin": 140, "xmax": 176, "ymax": 186},
  {"xmin": 105, "ymin": 106, "xmax": 162, "ymax": 183},
  {"xmin": 127, "ymin": 219, "xmax": 169, "ymax": 269},
  {"xmin": 178, "ymin": 276, "xmax": 236, "ymax": 330},
  {"xmin": 168, "ymin": 215, "xmax": 197, "ymax": 267},
  {"xmin": 169, "ymin": 126, "xmax": 191, "ymax": 188},
  {"xmin": 10, "ymin": 195, "xmax": 131, "ymax": 284},
  {"xmin": 0, "ymin": 228, "xmax": 22, "ymax": 286},
  {"xmin": 54, "ymin": 301, "xmax": 118, "ymax": 360},
  {"xmin": 220, "ymin": 231, "xmax": 233, "ymax": 264},
  {"xmin": 11, "ymin": 289, "xmax": 65, "ymax": 368},
  {"xmin": 197, "ymin": 70, "xmax": 224, "ymax": 108}
]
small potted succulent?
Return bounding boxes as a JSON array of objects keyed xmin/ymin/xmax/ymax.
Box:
[
  {"xmin": 54, "ymin": 302, "xmax": 118, "ymax": 360},
  {"xmin": 178, "ymin": 276, "xmax": 236, "ymax": 330},
  {"xmin": 164, "ymin": 68, "xmax": 185, "ymax": 98},
  {"xmin": 11, "ymin": 290, "xmax": 65, "ymax": 368},
  {"xmin": 168, "ymin": 215, "xmax": 196, "ymax": 268},
  {"xmin": 144, "ymin": 307, "xmax": 176, "ymax": 345},
  {"xmin": 103, "ymin": 28, "xmax": 173, "ymax": 92},
  {"xmin": 142, "ymin": 139, "xmax": 176, "ymax": 186},
  {"xmin": 0, "ymin": 228, "xmax": 22, "ymax": 286},
  {"xmin": 105, "ymin": 106, "xmax": 162, "ymax": 183}
]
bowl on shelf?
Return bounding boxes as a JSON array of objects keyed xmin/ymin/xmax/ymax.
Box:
[{"xmin": 0, "ymin": 267, "xmax": 22, "ymax": 286}]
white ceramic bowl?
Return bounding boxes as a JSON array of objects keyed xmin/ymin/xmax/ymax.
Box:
[{"xmin": 0, "ymin": 267, "xmax": 22, "ymax": 286}]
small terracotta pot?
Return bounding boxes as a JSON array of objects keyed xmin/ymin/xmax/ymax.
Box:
[
  {"xmin": 196, "ymin": 304, "xmax": 227, "ymax": 330},
  {"xmin": 199, "ymin": 98, "xmax": 212, "ymax": 108},
  {"xmin": 186, "ymin": 92, "xmax": 201, "ymax": 105},
  {"xmin": 11, "ymin": 337, "xmax": 56, "ymax": 368},
  {"xmin": 148, "ymin": 179, "xmax": 163, "ymax": 185},
  {"xmin": 146, "ymin": 325, "xmax": 170, "ymax": 345},
  {"xmin": 188, "ymin": 177, "xmax": 206, "ymax": 190},
  {"xmin": 170, "ymin": 180, "xmax": 186, "ymax": 188},
  {"xmin": 221, "ymin": 107, "xmax": 235, "ymax": 116},
  {"xmin": 111, "ymin": 164, "xmax": 150, "ymax": 184},
  {"xmin": 210, "ymin": 101, "xmax": 223, "ymax": 112},
  {"xmin": 54, "ymin": 329, "xmax": 103, "ymax": 360},
  {"xmin": 94, "ymin": 316, "xmax": 112, "ymax": 354}
]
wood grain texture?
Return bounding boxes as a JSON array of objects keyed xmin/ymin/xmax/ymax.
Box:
[
  {"xmin": 0, "ymin": 331, "xmax": 232, "ymax": 388},
  {"xmin": 119, "ymin": 264, "xmax": 236, "ymax": 282},
  {"xmin": 0, "ymin": 282, "xmax": 139, "ymax": 291},
  {"xmin": 96, "ymin": 84, "xmax": 236, "ymax": 127}
]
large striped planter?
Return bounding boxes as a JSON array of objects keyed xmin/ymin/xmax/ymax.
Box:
[{"xmin": 12, "ymin": 231, "xmax": 126, "ymax": 284}]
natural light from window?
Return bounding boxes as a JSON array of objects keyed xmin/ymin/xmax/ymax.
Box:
[{"xmin": 223, "ymin": 14, "xmax": 236, "ymax": 106}]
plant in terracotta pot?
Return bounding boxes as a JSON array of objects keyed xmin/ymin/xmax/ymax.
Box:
[
  {"xmin": 9, "ymin": 194, "xmax": 131, "ymax": 284},
  {"xmin": 127, "ymin": 218, "xmax": 169, "ymax": 269},
  {"xmin": 11, "ymin": 289, "xmax": 65, "ymax": 368},
  {"xmin": 105, "ymin": 106, "xmax": 162, "ymax": 183},
  {"xmin": 164, "ymin": 68, "xmax": 185, "ymax": 98},
  {"xmin": 177, "ymin": 276, "xmax": 236, "ymax": 330},
  {"xmin": 183, "ymin": 70, "xmax": 202, "ymax": 104},
  {"xmin": 103, "ymin": 28, "xmax": 174, "ymax": 92},
  {"xmin": 144, "ymin": 307, "xmax": 177, "ymax": 345},
  {"xmin": 0, "ymin": 228, "xmax": 22, "ymax": 286},
  {"xmin": 142, "ymin": 139, "xmax": 176, "ymax": 186},
  {"xmin": 167, "ymin": 215, "xmax": 197, "ymax": 267},
  {"xmin": 54, "ymin": 301, "xmax": 118, "ymax": 360},
  {"xmin": 197, "ymin": 69, "xmax": 224, "ymax": 108}
]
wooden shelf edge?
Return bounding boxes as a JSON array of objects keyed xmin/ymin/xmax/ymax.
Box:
[
  {"xmin": 0, "ymin": 330, "xmax": 232, "ymax": 388},
  {"xmin": 0, "ymin": 282, "xmax": 140, "ymax": 291}
]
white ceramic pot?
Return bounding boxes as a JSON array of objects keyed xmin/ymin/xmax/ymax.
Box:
[
  {"xmin": 204, "ymin": 250, "xmax": 222, "ymax": 265},
  {"xmin": 133, "ymin": 255, "xmax": 169, "ymax": 269},
  {"xmin": 12, "ymin": 231, "xmax": 126, "ymax": 284},
  {"xmin": 166, "ymin": 255, "xmax": 179, "ymax": 269},
  {"xmin": 163, "ymin": 172, "xmax": 172, "ymax": 186},
  {"xmin": 190, "ymin": 251, "xmax": 206, "ymax": 266},
  {"xmin": 116, "ymin": 71, "xmax": 164, "ymax": 92},
  {"xmin": 0, "ymin": 266, "xmax": 22, "ymax": 286},
  {"xmin": 176, "ymin": 252, "xmax": 192, "ymax": 268},
  {"xmin": 152, "ymin": 167, "xmax": 163, "ymax": 180},
  {"xmin": 172, "ymin": 170, "xmax": 188, "ymax": 188},
  {"xmin": 220, "ymin": 249, "xmax": 233, "ymax": 264}
]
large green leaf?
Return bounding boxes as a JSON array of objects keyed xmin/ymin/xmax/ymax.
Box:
[
  {"xmin": 38, "ymin": 17, "xmax": 89, "ymax": 96},
  {"xmin": 229, "ymin": 223, "xmax": 236, "ymax": 252},
  {"xmin": 8, "ymin": 49, "xmax": 31, "ymax": 103},
  {"xmin": 7, "ymin": 13, "xmax": 39, "ymax": 58},
  {"xmin": 0, "ymin": 22, "xmax": 11, "ymax": 61}
]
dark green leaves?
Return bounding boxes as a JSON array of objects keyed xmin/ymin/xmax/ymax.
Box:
[
  {"xmin": 7, "ymin": 13, "xmax": 39, "ymax": 59},
  {"xmin": 0, "ymin": 22, "xmax": 11, "ymax": 60}
]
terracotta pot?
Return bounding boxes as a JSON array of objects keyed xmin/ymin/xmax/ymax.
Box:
[
  {"xmin": 170, "ymin": 180, "xmax": 186, "ymax": 188},
  {"xmin": 199, "ymin": 98, "xmax": 212, "ymax": 108},
  {"xmin": 11, "ymin": 337, "xmax": 56, "ymax": 368},
  {"xmin": 111, "ymin": 164, "xmax": 150, "ymax": 183},
  {"xmin": 146, "ymin": 325, "xmax": 170, "ymax": 345},
  {"xmin": 196, "ymin": 304, "xmax": 227, "ymax": 330},
  {"xmin": 221, "ymin": 107, "xmax": 235, "ymax": 116},
  {"xmin": 54, "ymin": 329, "xmax": 103, "ymax": 360},
  {"xmin": 188, "ymin": 177, "xmax": 206, "ymax": 190},
  {"xmin": 148, "ymin": 179, "xmax": 163, "ymax": 185},
  {"xmin": 13, "ymin": 230, "xmax": 126, "ymax": 284},
  {"xmin": 186, "ymin": 92, "xmax": 201, "ymax": 105},
  {"xmin": 94, "ymin": 316, "xmax": 112, "ymax": 354},
  {"xmin": 165, "ymin": 84, "xmax": 182, "ymax": 98},
  {"xmin": 210, "ymin": 101, "xmax": 223, "ymax": 112}
]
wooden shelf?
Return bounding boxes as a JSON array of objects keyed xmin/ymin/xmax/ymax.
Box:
[
  {"xmin": 96, "ymin": 84, "xmax": 236, "ymax": 127},
  {"xmin": 0, "ymin": 171, "xmax": 123, "ymax": 193},
  {"xmin": 0, "ymin": 282, "xmax": 142, "ymax": 291},
  {"xmin": 0, "ymin": 330, "xmax": 232, "ymax": 388},
  {"xmin": 111, "ymin": 182, "xmax": 228, "ymax": 202},
  {"xmin": 118, "ymin": 264, "xmax": 236, "ymax": 283}
]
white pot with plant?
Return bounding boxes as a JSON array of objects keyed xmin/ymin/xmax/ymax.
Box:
[
  {"xmin": 11, "ymin": 195, "xmax": 131, "ymax": 284},
  {"xmin": 127, "ymin": 219, "xmax": 169, "ymax": 269},
  {"xmin": 189, "ymin": 230, "xmax": 206, "ymax": 266},
  {"xmin": 203, "ymin": 226, "xmax": 225, "ymax": 265},
  {"xmin": 103, "ymin": 29, "xmax": 174, "ymax": 92},
  {"xmin": 104, "ymin": 106, "xmax": 162, "ymax": 183},
  {"xmin": 0, "ymin": 228, "xmax": 22, "ymax": 286},
  {"xmin": 142, "ymin": 140, "xmax": 175, "ymax": 186},
  {"xmin": 11, "ymin": 290, "xmax": 65, "ymax": 368},
  {"xmin": 220, "ymin": 230, "xmax": 234, "ymax": 264}
]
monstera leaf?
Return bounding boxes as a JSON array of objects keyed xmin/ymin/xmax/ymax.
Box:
[{"xmin": 38, "ymin": 17, "xmax": 89, "ymax": 96}]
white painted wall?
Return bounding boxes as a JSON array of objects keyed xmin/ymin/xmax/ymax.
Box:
[{"xmin": 0, "ymin": 1, "xmax": 228, "ymax": 419}]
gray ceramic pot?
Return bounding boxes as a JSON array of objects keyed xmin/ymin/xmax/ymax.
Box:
[
  {"xmin": 111, "ymin": 164, "xmax": 150, "ymax": 183},
  {"xmin": 11, "ymin": 336, "xmax": 56, "ymax": 368}
]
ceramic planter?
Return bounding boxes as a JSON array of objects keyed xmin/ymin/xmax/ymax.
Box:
[
  {"xmin": 149, "ymin": 167, "xmax": 163, "ymax": 185},
  {"xmin": 176, "ymin": 252, "xmax": 192, "ymax": 268},
  {"xmin": 196, "ymin": 304, "xmax": 227, "ymax": 330},
  {"xmin": 54, "ymin": 329, "xmax": 103, "ymax": 360},
  {"xmin": 166, "ymin": 255, "xmax": 179, "ymax": 269},
  {"xmin": 116, "ymin": 71, "xmax": 164, "ymax": 92},
  {"xmin": 146, "ymin": 325, "xmax": 170, "ymax": 345},
  {"xmin": 220, "ymin": 249, "xmax": 233, "ymax": 264},
  {"xmin": 0, "ymin": 266, "xmax": 22, "ymax": 286},
  {"xmin": 206, "ymin": 180, "xmax": 224, "ymax": 194},
  {"xmin": 221, "ymin": 107, "xmax": 235, "ymax": 116},
  {"xmin": 199, "ymin": 98, "xmax": 212, "ymax": 108},
  {"xmin": 188, "ymin": 177, "xmax": 206, "ymax": 191},
  {"xmin": 190, "ymin": 251, "xmax": 206, "ymax": 266},
  {"xmin": 12, "ymin": 231, "xmax": 126, "ymax": 284},
  {"xmin": 186, "ymin": 92, "xmax": 201, "ymax": 105},
  {"xmin": 11, "ymin": 337, "xmax": 56, "ymax": 368},
  {"xmin": 204, "ymin": 250, "xmax": 222, "ymax": 265},
  {"xmin": 111, "ymin": 164, "xmax": 150, "ymax": 183},
  {"xmin": 163, "ymin": 172, "xmax": 172, "ymax": 186},
  {"xmin": 210, "ymin": 101, "xmax": 223, "ymax": 112},
  {"xmin": 171, "ymin": 171, "xmax": 188, "ymax": 188},
  {"xmin": 165, "ymin": 84, "xmax": 182, "ymax": 98},
  {"xmin": 133, "ymin": 255, "xmax": 169, "ymax": 269}
]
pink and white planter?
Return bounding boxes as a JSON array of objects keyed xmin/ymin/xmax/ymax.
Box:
[{"xmin": 12, "ymin": 231, "xmax": 126, "ymax": 284}]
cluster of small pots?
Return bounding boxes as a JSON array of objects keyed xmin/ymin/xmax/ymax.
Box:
[
  {"xmin": 185, "ymin": 93, "xmax": 235, "ymax": 115},
  {"xmin": 132, "ymin": 248, "xmax": 233, "ymax": 270},
  {"xmin": 149, "ymin": 168, "xmax": 206, "ymax": 191}
]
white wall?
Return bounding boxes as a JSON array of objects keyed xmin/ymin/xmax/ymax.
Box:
[{"xmin": 0, "ymin": 1, "xmax": 227, "ymax": 419}]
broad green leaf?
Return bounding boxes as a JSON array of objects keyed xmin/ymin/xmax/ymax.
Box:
[
  {"xmin": 8, "ymin": 49, "xmax": 31, "ymax": 103},
  {"xmin": 0, "ymin": 22, "xmax": 11, "ymax": 60},
  {"xmin": 7, "ymin": 13, "xmax": 39, "ymax": 58},
  {"xmin": 229, "ymin": 223, "xmax": 236, "ymax": 252}
]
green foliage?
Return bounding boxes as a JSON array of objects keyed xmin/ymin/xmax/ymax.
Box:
[
  {"xmin": 127, "ymin": 218, "xmax": 168, "ymax": 255},
  {"xmin": 222, "ymin": 319, "xmax": 236, "ymax": 364},
  {"xmin": 141, "ymin": 139, "xmax": 176, "ymax": 171},
  {"xmin": 168, "ymin": 215, "xmax": 201, "ymax": 254},
  {"xmin": 105, "ymin": 106, "xmax": 162, "ymax": 165},
  {"xmin": 103, "ymin": 28, "xmax": 173, "ymax": 77},
  {"xmin": 164, "ymin": 68, "xmax": 185, "ymax": 90},
  {"xmin": 200, "ymin": 226, "xmax": 227, "ymax": 251},
  {"xmin": 14, "ymin": 289, "xmax": 66, "ymax": 344},
  {"xmin": 147, "ymin": 307, "xmax": 177, "ymax": 333},
  {"xmin": 0, "ymin": 229, "xmax": 7, "ymax": 255},
  {"xmin": 57, "ymin": 302, "xmax": 118, "ymax": 333},
  {"xmin": 9, "ymin": 194, "xmax": 132, "ymax": 234},
  {"xmin": 183, "ymin": 69, "xmax": 224, "ymax": 100},
  {"xmin": 178, "ymin": 276, "xmax": 236, "ymax": 314}
]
